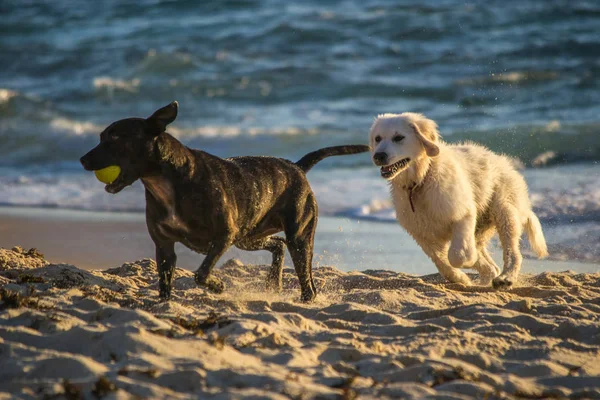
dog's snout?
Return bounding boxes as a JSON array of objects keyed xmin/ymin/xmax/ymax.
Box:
[
  {"xmin": 80, "ymin": 156, "xmax": 91, "ymax": 170},
  {"xmin": 373, "ymin": 152, "xmax": 387, "ymax": 165},
  {"xmin": 80, "ymin": 146, "xmax": 102, "ymax": 171}
]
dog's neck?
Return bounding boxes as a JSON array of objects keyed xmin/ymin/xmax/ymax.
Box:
[
  {"xmin": 393, "ymin": 156, "xmax": 433, "ymax": 212},
  {"xmin": 140, "ymin": 133, "xmax": 196, "ymax": 208},
  {"xmin": 141, "ymin": 174, "xmax": 175, "ymax": 209},
  {"xmin": 152, "ymin": 133, "xmax": 197, "ymax": 178},
  {"xmin": 395, "ymin": 155, "xmax": 432, "ymax": 189}
]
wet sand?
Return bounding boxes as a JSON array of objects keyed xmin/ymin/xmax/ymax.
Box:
[{"xmin": 0, "ymin": 206, "xmax": 595, "ymax": 274}]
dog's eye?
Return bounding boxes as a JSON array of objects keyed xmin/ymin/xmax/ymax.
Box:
[
  {"xmin": 374, "ymin": 136, "xmax": 382, "ymax": 143},
  {"xmin": 392, "ymin": 135, "xmax": 404, "ymax": 143}
]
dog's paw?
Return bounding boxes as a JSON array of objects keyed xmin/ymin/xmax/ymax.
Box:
[
  {"xmin": 158, "ymin": 283, "xmax": 172, "ymax": 301},
  {"xmin": 265, "ymin": 267, "xmax": 283, "ymax": 293},
  {"xmin": 448, "ymin": 241, "xmax": 477, "ymax": 268},
  {"xmin": 265, "ymin": 277, "xmax": 282, "ymax": 293},
  {"xmin": 195, "ymin": 275, "xmax": 225, "ymax": 294},
  {"xmin": 300, "ymin": 288, "xmax": 317, "ymax": 303},
  {"xmin": 158, "ymin": 290, "xmax": 171, "ymax": 301},
  {"xmin": 492, "ymin": 275, "xmax": 514, "ymax": 290},
  {"xmin": 447, "ymin": 271, "xmax": 472, "ymax": 286}
]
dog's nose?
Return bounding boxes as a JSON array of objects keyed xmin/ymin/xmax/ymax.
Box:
[
  {"xmin": 373, "ymin": 152, "xmax": 387, "ymax": 164},
  {"xmin": 80, "ymin": 156, "xmax": 91, "ymax": 170}
]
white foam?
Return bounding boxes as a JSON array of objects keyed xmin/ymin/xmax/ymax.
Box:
[
  {"xmin": 46, "ymin": 116, "xmax": 312, "ymax": 139},
  {"xmin": 0, "ymin": 88, "xmax": 18, "ymax": 104},
  {"xmin": 1, "ymin": 164, "xmax": 599, "ymax": 266},
  {"xmin": 49, "ymin": 118, "xmax": 103, "ymax": 136},
  {"xmin": 456, "ymin": 71, "xmax": 559, "ymax": 85},
  {"xmin": 531, "ymin": 184, "xmax": 600, "ymax": 221},
  {"xmin": 168, "ymin": 125, "xmax": 313, "ymax": 139},
  {"xmin": 93, "ymin": 76, "xmax": 141, "ymax": 93},
  {"xmin": 346, "ymin": 186, "xmax": 600, "ymax": 224},
  {"xmin": 0, "ymin": 174, "xmax": 145, "ymax": 212},
  {"xmin": 3, "ymin": 165, "xmax": 599, "ymax": 223}
]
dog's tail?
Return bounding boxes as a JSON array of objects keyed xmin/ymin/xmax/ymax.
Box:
[
  {"xmin": 525, "ymin": 211, "xmax": 548, "ymax": 258},
  {"xmin": 295, "ymin": 145, "xmax": 370, "ymax": 173}
]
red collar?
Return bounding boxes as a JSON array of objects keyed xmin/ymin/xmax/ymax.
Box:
[{"xmin": 404, "ymin": 166, "xmax": 431, "ymax": 213}]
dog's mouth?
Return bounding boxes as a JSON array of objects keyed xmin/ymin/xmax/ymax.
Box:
[
  {"xmin": 380, "ymin": 158, "xmax": 410, "ymax": 179},
  {"xmin": 105, "ymin": 173, "xmax": 133, "ymax": 194},
  {"xmin": 105, "ymin": 179, "xmax": 126, "ymax": 194}
]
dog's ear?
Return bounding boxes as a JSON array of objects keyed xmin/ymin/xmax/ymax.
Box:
[
  {"xmin": 410, "ymin": 117, "xmax": 440, "ymax": 157},
  {"xmin": 146, "ymin": 101, "xmax": 178, "ymax": 135}
]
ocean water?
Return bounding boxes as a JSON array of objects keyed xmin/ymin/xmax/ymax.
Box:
[{"xmin": 1, "ymin": 1, "xmax": 599, "ymax": 263}]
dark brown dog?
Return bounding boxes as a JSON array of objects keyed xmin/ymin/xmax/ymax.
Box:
[{"xmin": 80, "ymin": 102, "xmax": 369, "ymax": 301}]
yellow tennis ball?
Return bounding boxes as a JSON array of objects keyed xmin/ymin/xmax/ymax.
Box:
[{"xmin": 94, "ymin": 165, "xmax": 121, "ymax": 184}]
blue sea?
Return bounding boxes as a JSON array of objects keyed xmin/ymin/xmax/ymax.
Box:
[{"xmin": 1, "ymin": 1, "xmax": 599, "ymax": 264}]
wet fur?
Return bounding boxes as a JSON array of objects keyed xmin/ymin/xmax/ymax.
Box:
[
  {"xmin": 81, "ymin": 102, "xmax": 369, "ymax": 301},
  {"xmin": 369, "ymin": 113, "xmax": 548, "ymax": 289}
]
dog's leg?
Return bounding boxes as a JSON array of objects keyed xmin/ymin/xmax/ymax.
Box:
[
  {"xmin": 472, "ymin": 228, "xmax": 501, "ymax": 286},
  {"xmin": 156, "ymin": 242, "xmax": 176, "ymax": 300},
  {"xmin": 434, "ymin": 255, "xmax": 472, "ymax": 286},
  {"xmin": 194, "ymin": 239, "xmax": 232, "ymax": 294},
  {"xmin": 448, "ymin": 213, "xmax": 477, "ymax": 269},
  {"xmin": 264, "ymin": 237, "xmax": 286, "ymax": 292},
  {"xmin": 285, "ymin": 198, "xmax": 318, "ymax": 303},
  {"xmin": 287, "ymin": 236, "xmax": 317, "ymax": 302},
  {"xmin": 492, "ymin": 205, "xmax": 523, "ymax": 290},
  {"xmin": 473, "ymin": 248, "xmax": 500, "ymax": 286},
  {"xmin": 237, "ymin": 236, "xmax": 286, "ymax": 292},
  {"xmin": 422, "ymin": 245, "xmax": 472, "ymax": 285}
]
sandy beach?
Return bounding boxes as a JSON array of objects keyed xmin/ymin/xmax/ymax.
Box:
[{"xmin": 1, "ymin": 246, "xmax": 600, "ymax": 399}]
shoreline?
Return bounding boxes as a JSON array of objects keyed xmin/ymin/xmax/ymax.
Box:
[
  {"xmin": 0, "ymin": 206, "xmax": 431, "ymax": 273},
  {"xmin": 0, "ymin": 206, "xmax": 597, "ymax": 275}
]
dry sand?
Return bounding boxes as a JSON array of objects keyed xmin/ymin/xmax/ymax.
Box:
[{"xmin": 1, "ymin": 247, "xmax": 600, "ymax": 399}]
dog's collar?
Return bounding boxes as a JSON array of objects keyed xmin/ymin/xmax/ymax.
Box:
[{"xmin": 404, "ymin": 165, "xmax": 432, "ymax": 213}]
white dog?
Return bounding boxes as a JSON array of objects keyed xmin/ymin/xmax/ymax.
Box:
[{"xmin": 369, "ymin": 113, "xmax": 548, "ymax": 288}]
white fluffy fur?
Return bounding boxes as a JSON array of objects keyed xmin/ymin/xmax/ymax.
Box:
[{"xmin": 369, "ymin": 113, "xmax": 548, "ymax": 288}]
